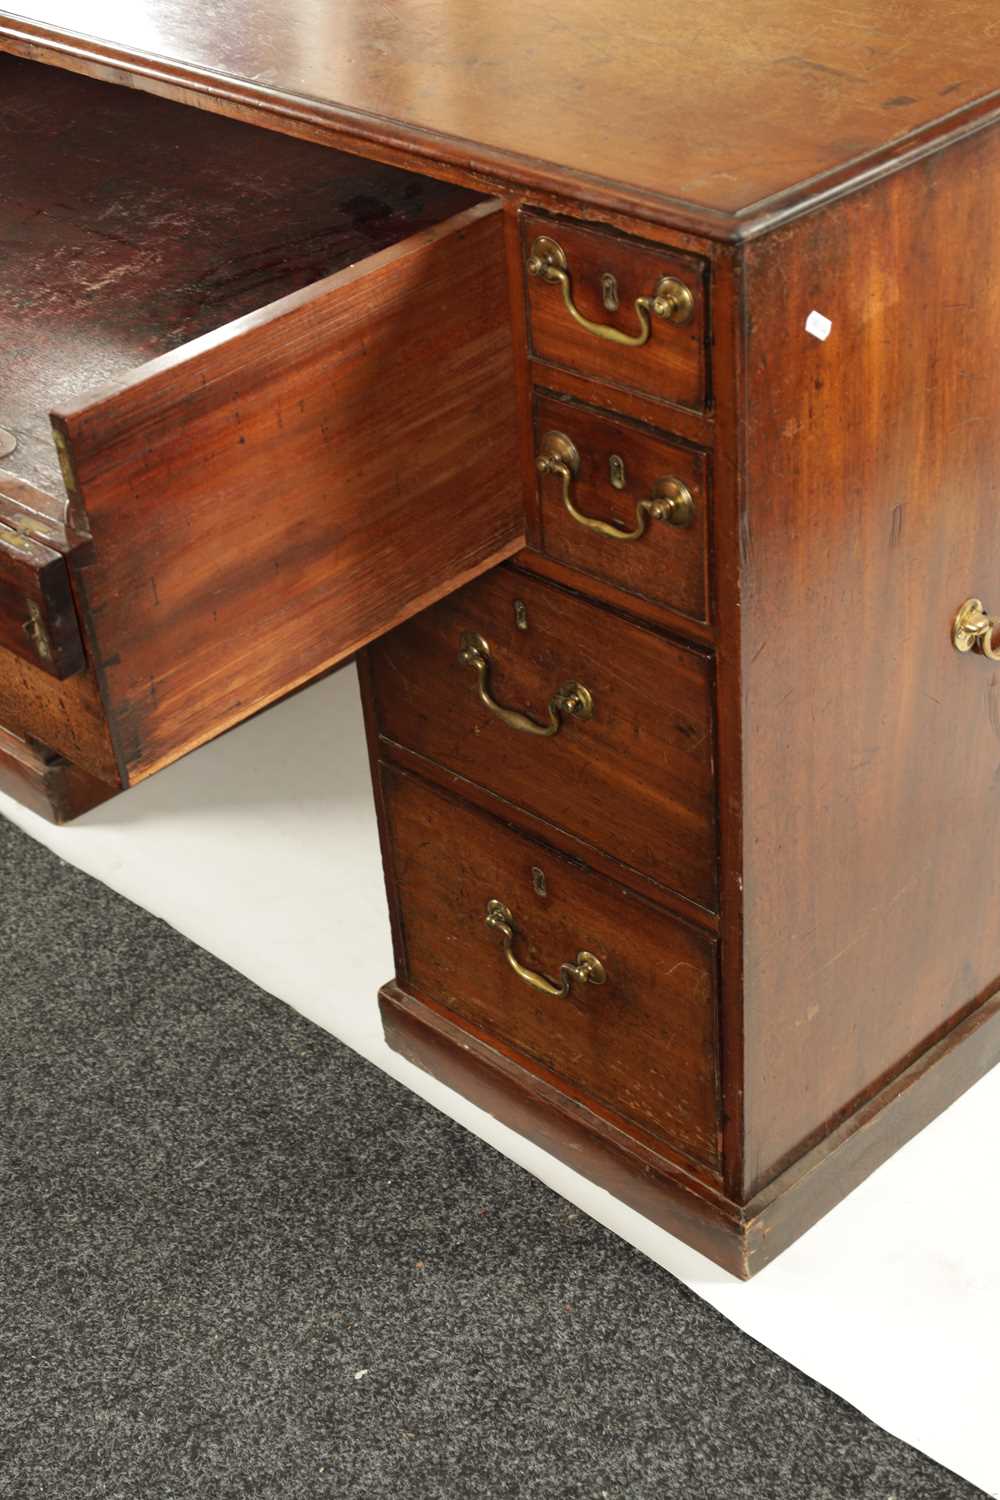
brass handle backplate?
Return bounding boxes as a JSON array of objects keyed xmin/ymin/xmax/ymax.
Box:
[
  {"xmin": 526, "ymin": 235, "xmax": 694, "ymax": 347},
  {"xmin": 458, "ymin": 631, "xmax": 592, "ymax": 737},
  {"xmin": 953, "ymin": 598, "xmax": 1000, "ymax": 660},
  {"xmin": 536, "ymin": 430, "xmax": 694, "ymax": 541},
  {"xmin": 485, "ymin": 899, "xmax": 606, "ymax": 998}
]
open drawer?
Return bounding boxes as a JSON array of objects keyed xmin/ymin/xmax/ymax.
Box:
[{"xmin": 0, "ymin": 56, "xmax": 521, "ymax": 788}]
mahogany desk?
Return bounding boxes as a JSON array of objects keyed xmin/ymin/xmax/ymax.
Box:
[{"xmin": 2, "ymin": 2, "xmax": 999, "ymax": 1276}]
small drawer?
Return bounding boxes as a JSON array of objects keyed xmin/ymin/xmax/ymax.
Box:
[
  {"xmin": 384, "ymin": 766, "xmax": 722, "ymax": 1169},
  {"xmin": 521, "ymin": 212, "xmax": 707, "ymax": 410},
  {"xmin": 368, "ymin": 568, "xmax": 718, "ymax": 910},
  {"xmin": 533, "ymin": 394, "xmax": 711, "ymax": 623},
  {"xmin": 0, "ymin": 57, "xmax": 520, "ymax": 787},
  {"xmin": 0, "ymin": 474, "xmax": 84, "ymax": 679}
]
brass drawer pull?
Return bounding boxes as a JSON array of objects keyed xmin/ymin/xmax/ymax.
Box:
[
  {"xmin": 485, "ymin": 899, "xmax": 606, "ymax": 997},
  {"xmin": 458, "ymin": 631, "xmax": 593, "ymax": 737},
  {"xmin": 953, "ymin": 598, "xmax": 1000, "ymax": 659},
  {"xmin": 537, "ymin": 430, "xmax": 694, "ymax": 541},
  {"xmin": 526, "ymin": 234, "xmax": 694, "ymax": 347}
]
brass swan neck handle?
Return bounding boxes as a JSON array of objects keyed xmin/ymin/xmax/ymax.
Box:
[
  {"xmin": 526, "ymin": 235, "xmax": 693, "ymax": 348},
  {"xmin": 458, "ymin": 631, "xmax": 593, "ymax": 738},
  {"xmin": 536, "ymin": 430, "xmax": 694, "ymax": 542},
  {"xmin": 485, "ymin": 899, "xmax": 606, "ymax": 998}
]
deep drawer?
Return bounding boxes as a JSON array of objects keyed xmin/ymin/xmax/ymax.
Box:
[
  {"xmin": 532, "ymin": 393, "xmax": 711, "ymax": 623},
  {"xmin": 369, "ymin": 567, "xmax": 718, "ymax": 910},
  {"xmin": 384, "ymin": 766, "xmax": 722, "ymax": 1169},
  {"xmin": 521, "ymin": 212, "xmax": 707, "ymax": 411},
  {"xmin": 0, "ymin": 57, "xmax": 521, "ymax": 787}
]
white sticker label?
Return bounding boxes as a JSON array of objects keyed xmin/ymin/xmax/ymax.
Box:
[{"xmin": 805, "ymin": 309, "xmax": 833, "ymax": 341}]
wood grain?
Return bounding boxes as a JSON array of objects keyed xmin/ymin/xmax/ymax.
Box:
[
  {"xmin": 0, "ymin": 722, "xmax": 117, "ymax": 821},
  {"xmin": 0, "ymin": 476, "xmax": 84, "ymax": 677},
  {"xmin": 0, "ymin": 55, "xmax": 478, "ymax": 498},
  {"xmin": 383, "ymin": 767, "xmax": 722, "ymax": 1168},
  {"xmin": 0, "ymin": 648, "xmax": 119, "ymax": 785},
  {"xmin": 522, "ymin": 214, "xmax": 707, "ymax": 412},
  {"xmin": 54, "ymin": 201, "xmax": 521, "ymax": 784},
  {"xmin": 531, "ymin": 392, "xmax": 711, "ymax": 624},
  {"xmin": 3, "ymin": 2, "xmax": 1000, "ymax": 237},
  {"xmin": 740, "ymin": 120, "xmax": 1000, "ymax": 1193},
  {"xmin": 369, "ymin": 566, "xmax": 718, "ymax": 910}
]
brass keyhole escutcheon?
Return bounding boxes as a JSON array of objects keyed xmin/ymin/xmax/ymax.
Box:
[{"xmin": 599, "ymin": 271, "xmax": 620, "ymax": 312}]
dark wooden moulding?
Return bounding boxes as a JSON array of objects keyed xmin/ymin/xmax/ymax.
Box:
[{"xmin": 2, "ymin": 7, "xmax": 1000, "ymax": 1277}]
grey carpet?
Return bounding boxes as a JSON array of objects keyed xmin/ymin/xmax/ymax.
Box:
[{"xmin": 0, "ymin": 813, "xmax": 985, "ymax": 1500}]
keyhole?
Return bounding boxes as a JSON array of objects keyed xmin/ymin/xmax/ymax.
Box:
[
  {"xmin": 514, "ymin": 600, "xmax": 529, "ymax": 631},
  {"xmin": 531, "ymin": 866, "xmax": 548, "ymax": 899},
  {"xmin": 608, "ymin": 454, "xmax": 626, "ymax": 490},
  {"xmin": 599, "ymin": 272, "xmax": 620, "ymax": 312}
]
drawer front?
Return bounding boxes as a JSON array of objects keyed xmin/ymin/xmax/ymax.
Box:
[
  {"xmin": 0, "ymin": 475, "xmax": 84, "ymax": 679},
  {"xmin": 533, "ymin": 395, "xmax": 710, "ymax": 623},
  {"xmin": 0, "ymin": 722, "xmax": 116, "ymax": 823},
  {"xmin": 385, "ymin": 767, "xmax": 721, "ymax": 1168},
  {"xmin": 370, "ymin": 569, "xmax": 718, "ymax": 909},
  {"xmin": 0, "ymin": 647, "xmax": 119, "ymax": 786},
  {"xmin": 521, "ymin": 213, "xmax": 707, "ymax": 410}
]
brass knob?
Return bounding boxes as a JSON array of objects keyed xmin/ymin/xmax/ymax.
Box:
[{"xmin": 953, "ymin": 598, "xmax": 1000, "ymax": 660}]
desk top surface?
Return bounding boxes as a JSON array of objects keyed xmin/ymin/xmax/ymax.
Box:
[{"xmin": 2, "ymin": 1, "xmax": 998, "ymax": 238}]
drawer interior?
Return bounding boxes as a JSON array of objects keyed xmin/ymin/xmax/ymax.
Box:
[
  {"xmin": 0, "ymin": 55, "xmax": 482, "ymax": 499},
  {"xmin": 0, "ymin": 56, "xmax": 522, "ymax": 788}
]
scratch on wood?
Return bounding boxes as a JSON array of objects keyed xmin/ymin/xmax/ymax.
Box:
[{"xmin": 889, "ymin": 504, "xmax": 903, "ymax": 547}]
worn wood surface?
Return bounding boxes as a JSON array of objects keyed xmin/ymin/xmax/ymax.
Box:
[
  {"xmin": 0, "ymin": 474, "xmax": 84, "ymax": 677},
  {"xmin": 740, "ymin": 121, "xmax": 1000, "ymax": 1194},
  {"xmin": 522, "ymin": 215, "xmax": 707, "ymax": 412},
  {"xmin": 369, "ymin": 566, "xmax": 718, "ymax": 910},
  {"xmin": 0, "ymin": 648, "xmax": 119, "ymax": 785},
  {"xmin": 0, "ymin": 722, "xmax": 117, "ymax": 822},
  {"xmin": 531, "ymin": 393, "xmax": 711, "ymax": 625},
  {"xmin": 52, "ymin": 200, "xmax": 520, "ymax": 784},
  {"xmin": 2, "ymin": 3, "xmax": 1000, "ymax": 237},
  {"xmin": 0, "ymin": 55, "xmax": 478, "ymax": 498},
  {"xmin": 383, "ymin": 767, "xmax": 722, "ymax": 1168}
]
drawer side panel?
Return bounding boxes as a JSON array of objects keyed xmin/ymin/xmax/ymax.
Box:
[{"xmin": 57, "ymin": 202, "xmax": 522, "ymax": 784}]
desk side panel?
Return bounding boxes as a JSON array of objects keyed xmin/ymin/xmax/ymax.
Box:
[{"xmin": 741, "ymin": 124, "xmax": 1000, "ymax": 1194}]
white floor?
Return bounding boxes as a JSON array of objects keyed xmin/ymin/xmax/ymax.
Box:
[{"xmin": 3, "ymin": 665, "xmax": 998, "ymax": 1496}]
